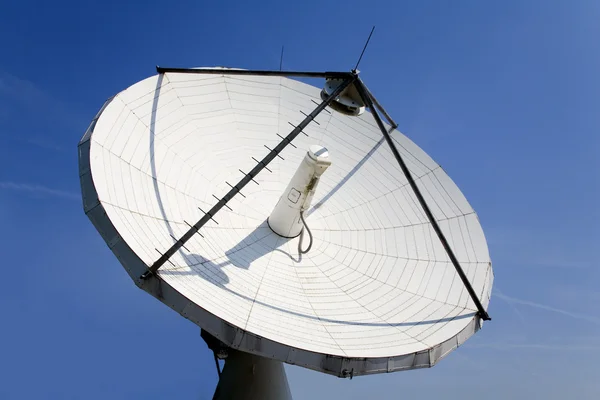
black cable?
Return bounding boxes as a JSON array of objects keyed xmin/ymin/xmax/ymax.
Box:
[
  {"xmin": 213, "ymin": 352, "xmax": 221, "ymax": 378},
  {"xmin": 298, "ymin": 211, "xmax": 313, "ymax": 254}
]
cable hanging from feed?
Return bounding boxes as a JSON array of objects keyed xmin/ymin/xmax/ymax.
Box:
[{"xmin": 297, "ymin": 210, "xmax": 313, "ymax": 254}]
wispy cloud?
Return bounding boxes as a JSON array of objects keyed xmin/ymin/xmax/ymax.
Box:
[
  {"xmin": 0, "ymin": 181, "xmax": 80, "ymax": 201},
  {"xmin": 494, "ymin": 290, "xmax": 600, "ymax": 325},
  {"xmin": 0, "ymin": 70, "xmax": 88, "ymax": 132},
  {"xmin": 25, "ymin": 137, "xmax": 65, "ymax": 152},
  {"xmin": 494, "ymin": 287, "xmax": 527, "ymax": 326}
]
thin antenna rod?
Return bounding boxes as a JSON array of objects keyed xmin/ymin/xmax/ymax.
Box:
[
  {"xmin": 354, "ymin": 26, "xmax": 375, "ymax": 71},
  {"xmin": 279, "ymin": 46, "xmax": 284, "ymax": 71}
]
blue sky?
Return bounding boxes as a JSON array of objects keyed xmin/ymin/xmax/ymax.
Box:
[{"xmin": 1, "ymin": 0, "xmax": 598, "ymax": 399}]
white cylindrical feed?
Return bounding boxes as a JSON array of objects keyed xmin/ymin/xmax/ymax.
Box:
[{"xmin": 268, "ymin": 145, "xmax": 331, "ymax": 238}]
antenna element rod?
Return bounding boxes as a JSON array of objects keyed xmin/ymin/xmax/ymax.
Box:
[
  {"xmin": 354, "ymin": 78, "xmax": 491, "ymax": 321},
  {"xmin": 354, "ymin": 26, "xmax": 375, "ymax": 71}
]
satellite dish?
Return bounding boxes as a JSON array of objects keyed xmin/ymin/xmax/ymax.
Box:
[{"xmin": 79, "ymin": 66, "xmax": 493, "ymax": 399}]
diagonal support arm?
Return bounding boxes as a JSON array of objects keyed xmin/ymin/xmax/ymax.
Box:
[
  {"xmin": 358, "ymin": 80, "xmax": 398, "ymax": 129},
  {"xmin": 141, "ymin": 74, "xmax": 358, "ymax": 279},
  {"xmin": 354, "ymin": 78, "xmax": 491, "ymax": 321}
]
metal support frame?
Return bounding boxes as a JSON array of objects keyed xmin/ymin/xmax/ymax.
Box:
[
  {"xmin": 354, "ymin": 78, "xmax": 490, "ymax": 321},
  {"xmin": 140, "ymin": 65, "xmax": 490, "ymax": 321},
  {"xmin": 156, "ymin": 66, "xmax": 352, "ymax": 79},
  {"xmin": 141, "ymin": 73, "xmax": 358, "ymax": 279}
]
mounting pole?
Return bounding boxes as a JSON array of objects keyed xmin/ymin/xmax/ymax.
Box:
[
  {"xmin": 141, "ymin": 73, "xmax": 358, "ymax": 279},
  {"xmin": 354, "ymin": 78, "xmax": 491, "ymax": 321},
  {"xmin": 212, "ymin": 349, "xmax": 292, "ymax": 400}
]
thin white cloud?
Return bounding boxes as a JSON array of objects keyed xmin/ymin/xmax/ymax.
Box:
[
  {"xmin": 0, "ymin": 181, "xmax": 80, "ymax": 200},
  {"xmin": 0, "ymin": 70, "xmax": 87, "ymax": 131},
  {"xmin": 494, "ymin": 288, "xmax": 527, "ymax": 326},
  {"xmin": 494, "ymin": 290, "xmax": 600, "ymax": 325},
  {"xmin": 25, "ymin": 137, "xmax": 64, "ymax": 152}
]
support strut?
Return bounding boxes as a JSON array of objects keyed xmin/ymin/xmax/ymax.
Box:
[
  {"xmin": 156, "ymin": 66, "xmax": 352, "ymax": 79},
  {"xmin": 354, "ymin": 78, "xmax": 491, "ymax": 321}
]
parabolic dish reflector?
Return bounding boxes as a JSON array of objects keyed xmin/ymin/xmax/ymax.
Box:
[{"xmin": 79, "ymin": 68, "xmax": 493, "ymax": 377}]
